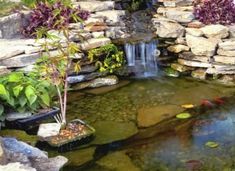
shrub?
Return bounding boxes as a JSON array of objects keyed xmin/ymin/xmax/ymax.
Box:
[
  {"xmin": 22, "ymin": 1, "xmax": 89, "ymax": 37},
  {"xmin": 0, "ymin": 72, "xmax": 56, "ymax": 115},
  {"xmin": 194, "ymin": 0, "xmax": 235, "ymax": 25},
  {"xmin": 88, "ymin": 44, "xmax": 125, "ymax": 73}
]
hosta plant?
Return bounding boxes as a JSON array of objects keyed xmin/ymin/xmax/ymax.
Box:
[
  {"xmin": 88, "ymin": 44, "xmax": 125, "ymax": 73},
  {"xmin": 0, "ymin": 72, "xmax": 55, "ymax": 116},
  {"xmin": 194, "ymin": 0, "xmax": 235, "ymax": 25},
  {"xmin": 22, "ymin": 1, "xmax": 89, "ymax": 37}
]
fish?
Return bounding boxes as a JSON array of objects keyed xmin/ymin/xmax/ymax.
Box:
[
  {"xmin": 201, "ymin": 99, "xmax": 215, "ymax": 108},
  {"xmin": 214, "ymin": 97, "xmax": 225, "ymax": 105}
]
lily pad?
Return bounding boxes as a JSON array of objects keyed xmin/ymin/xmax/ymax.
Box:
[
  {"xmin": 181, "ymin": 104, "xmax": 194, "ymax": 109},
  {"xmin": 176, "ymin": 113, "xmax": 192, "ymax": 119},
  {"xmin": 205, "ymin": 141, "xmax": 219, "ymax": 148}
]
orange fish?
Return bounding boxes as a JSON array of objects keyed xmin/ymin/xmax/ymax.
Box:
[
  {"xmin": 214, "ymin": 97, "xmax": 225, "ymax": 105},
  {"xmin": 201, "ymin": 99, "xmax": 215, "ymax": 108}
]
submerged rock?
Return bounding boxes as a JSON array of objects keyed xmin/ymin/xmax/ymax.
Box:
[
  {"xmin": 0, "ymin": 162, "xmax": 36, "ymax": 171},
  {"xmin": 191, "ymin": 69, "xmax": 207, "ymax": 80},
  {"xmin": 137, "ymin": 104, "xmax": 184, "ymax": 128},
  {"xmin": 91, "ymin": 121, "xmax": 138, "ymax": 145},
  {"xmin": 96, "ymin": 151, "xmax": 141, "ymax": 171}
]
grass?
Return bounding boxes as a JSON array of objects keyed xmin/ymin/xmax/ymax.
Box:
[{"xmin": 0, "ymin": 0, "xmax": 22, "ymax": 17}]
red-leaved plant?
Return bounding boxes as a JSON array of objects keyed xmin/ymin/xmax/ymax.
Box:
[
  {"xmin": 194, "ymin": 0, "xmax": 235, "ymax": 25},
  {"xmin": 22, "ymin": 1, "xmax": 89, "ymax": 37}
]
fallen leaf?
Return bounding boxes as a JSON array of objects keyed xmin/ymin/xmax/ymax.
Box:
[
  {"xmin": 205, "ymin": 141, "xmax": 219, "ymax": 148},
  {"xmin": 181, "ymin": 104, "xmax": 195, "ymax": 109},
  {"xmin": 176, "ymin": 113, "xmax": 192, "ymax": 119}
]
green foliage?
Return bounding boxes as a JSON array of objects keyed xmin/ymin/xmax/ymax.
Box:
[
  {"xmin": 0, "ymin": 0, "xmax": 22, "ymax": 17},
  {"xmin": 88, "ymin": 44, "xmax": 125, "ymax": 73},
  {"xmin": 127, "ymin": 0, "xmax": 144, "ymax": 12},
  {"xmin": 0, "ymin": 72, "xmax": 56, "ymax": 115}
]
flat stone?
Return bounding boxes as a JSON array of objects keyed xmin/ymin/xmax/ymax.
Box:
[
  {"xmin": 80, "ymin": 38, "xmax": 111, "ymax": 50},
  {"xmin": 67, "ymin": 72, "xmax": 102, "ymax": 84},
  {"xmin": 0, "ymin": 66, "xmax": 10, "ymax": 76},
  {"xmin": 91, "ymin": 121, "xmax": 138, "ymax": 145},
  {"xmin": 155, "ymin": 21, "xmax": 185, "ymax": 38},
  {"xmin": 179, "ymin": 52, "xmax": 211, "ymax": 63},
  {"xmin": 175, "ymin": 37, "xmax": 187, "ymax": 45},
  {"xmin": 213, "ymin": 55, "xmax": 235, "ymax": 64},
  {"xmin": 32, "ymin": 156, "xmax": 68, "ymax": 171},
  {"xmin": 84, "ymin": 23, "xmax": 108, "ymax": 32},
  {"xmin": 6, "ymin": 112, "xmax": 32, "ymax": 121},
  {"xmin": 163, "ymin": 0, "xmax": 194, "ymax": 7},
  {"xmin": 92, "ymin": 31, "xmax": 104, "ymax": 38},
  {"xmin": 37, "ymin": 123, "xmax": 61, "ymax": 139},
  {"xmin": 0, "ymin": 162, "xmax": 36, "ymax": 171},
  {"xmin": 218, "ymin": 40, "xmax": 235, "ymax": 50},
  {"xmin": 96, "ymin": 10, "xmax": 125, "ymax": 24},
  {"xmin": 73, "ymin": 75, "xmax": 119, "ymax": 90},
  {"xmin": 167, "ymin": 44, "xmax": 189, "ymax": 53},
  {"xmin": 186, "ymin": 34, "xmax": 217, "ymax": 56},
  {"xmin": 187, "ymin": 21, "xmax": 204, "ymax": 28},
  {"xmin": 17, "ymin": 65, "xmax": 36, "ymax": 73},
  {"xmin": 200, "ymin": 24, "xmax": 229, "ymax": 39},
  {"xmin": 228, "ymin": 24, "xmax": 235, "ymax": 38},
  {"xmin": 218, "ymin": 75, "xmax": 235, "ymax": 85},
  {"xmin": 0, "ymin": 46, "xmax": 24, "ymax": 60},
  {"xmin": 166, "ymin": 10, "xmax": 194, "ymax": 23},
  {"xmin": 84, "ymin": 17, "xmax": 104, "ymax": 26},
  {"xmin": 191, "ymin": 69, "xmax": 207, "ymax": 80},
  {"xmin": 105, "ymin": 26, "xmax": 129, "ymax": 39},
  {"xmin": 178, "ymin": 58, "xmax": 211, "ymax": 68},
  {"xmin": 185, "ymin": 28, "xmax": 203, "ymax": 37},
  {"xmin": 75, "ymin": 1, "xmax": 115, "ymax": 12},
  {"xmin": 68, "ymin": 23, "xmax": 83, "ymax": 30},
  {"xmin": 171, "ymin": 63, "xmax": 194, "ymax": 72},
  {"xmin": 97, "ymin": 151, "xmax": 140, "ymax": 171},
  {"xmin": 0, "ymin": 139, "xmax": 6, "ymax": 165},
  {"xmin": 137, "ymin": 104, "xmax": 184, "ymax": 128},
  {"xmin": 206, "ymin": 67, "xmax": 235, "ymax": 75},
  {"xmin": 217, "ymin": 48, "xmax": 235, "ymax": 56}
]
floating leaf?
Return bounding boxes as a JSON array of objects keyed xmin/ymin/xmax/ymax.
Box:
[
  {"xmin": 181, "ymin": 104, "xmax": 194, "ymax": 109},
  {"xmin": 205, "ymin": 141, "xmax": 219, "ymax": 148},
  {"xmin": 176, "ymin": 113, "xmax": 192, "ymax": 119}
]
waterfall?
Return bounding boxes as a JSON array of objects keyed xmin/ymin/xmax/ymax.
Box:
[{"xmin": 124, "ymin": 40, "xmax": 159, "ymax": 77}]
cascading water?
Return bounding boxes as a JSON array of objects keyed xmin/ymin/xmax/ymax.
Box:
[{"xmin": 124, "ymin": 40, "xmax": 159, "ymax": 77}]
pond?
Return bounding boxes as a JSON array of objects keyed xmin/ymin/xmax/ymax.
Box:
[{"xmin": 2, "ymin": 76, "xmax": 235, "ymax": 171}]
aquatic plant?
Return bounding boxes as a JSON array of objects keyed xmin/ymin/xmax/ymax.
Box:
[
  {"xmin": 88, "ymin": 44, "xmax": 125, "ymax": 73},
  {"xmin": 194, "ymin": 0, "xmax": 235, "ymax": 25},
  {"xmin": 22, "ymin": 1, "xmax": 89, "ymax": 37},
  {"xmin": 0, "ymin": 72, "xmax": 55, "ymax": 115}
]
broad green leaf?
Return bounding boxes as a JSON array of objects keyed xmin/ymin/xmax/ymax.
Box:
[
  {"xmin": 13, "ymin": 85, "xmax": 23, "ymax": 97},
  {"xmin": 0, "ymin": 84, "xmax": 7, "ymax": 96},
  {"xmin": 19, "ymin": 96, "xmax": 27, "ymax": 107},
  {"xmin": 8, "ymin": 72, "xmax": 23, "ymax": 82},
  {"xmin": 176, "ymin": 113, "xmax": 192, "ymax": 119},
  {"xmin": 25, "ymin": 85, "xmax": 37, "ymax": 105},
  {"xmin": 0, "ymin": 104, "xmax": 4, "ymax": 116},
  {"xmin": 205, "ymin": 141, "xmax": 219, "ymax": 148},
  {"xmin": 39, "ymin": 92, "xmax": 50, "ymax": 106}
]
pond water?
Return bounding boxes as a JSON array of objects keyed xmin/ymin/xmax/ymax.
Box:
[
  {"xmin": 2, "ymin": 77, "xmax": 235, "ymax": 171},
  {"xmin": 62, "ymin": 77, "xmax": 235, "ymax": 171}
]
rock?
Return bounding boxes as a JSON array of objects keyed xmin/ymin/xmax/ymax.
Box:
[
  {"xmin": 6, "ymin": 112, "xmax": 32, "ymax": 121},
  {"xmin": 84, "ymin": 17, "xmax": 104, "ymax": 26},
  {"xmin": 218, "ymin": 40, "xmax": 235, "ymax": 50},
  {"xmin": 164, "ymin": 67, "xmax": 180, "ymax": 77},
  {"xmin": 96, "ymin": 151, "xmax": 140, "ymax": 171},
  {"xmin": 37, "ymin": 123, "xmax": 61, "ymax": 139},
  {"xmin": 96, "ymin": 10, "xmax": 126, "ymax": 24},
  {"xmin": 163, "ymin": 0, "xmax": 194, "ymax": 7},
  {"xmin": 137, "ymin": 104, "xmax": 184, "ymax": 127},
  {"xmin": 0, "ymin": 66, "xmax": 10, "ymax": 76},
  {"xmin": 171, "ymin": 63, "xmax": 194, "ymax": 72},
  {"xmin": 91, "ymin": 121, "xmax": 138, "ymax": 145},
  {"xmin": 200, "ymin": 24, "xmax": 229, "ymax": 39},
  {"xmin": 80, "ymin": 38, "xmax": 111, "ymax": 50},
  {"xmin": 185, "ymin": 28, "xmax": 203, "ymax": 37},
  {"xmin": 179, "ymin": 52, "xmax": 211, "ymax": 63},
  {"xmin": 17, "ymin": 65, "xmax": 36, "ymax": 73},
  {"xmin": 67, "ymin": 72, "xmax": 103, "ymax": 84},
  {"xmin": 0, "ymin": 46, "xmax": 24, "ymax": 60},
  {"xmin": 105, "ymin": 26, "xmax": 130, "ymax": 39},
  {"xmin": 218, "ymin": 75, "xmax": 235, "ymax": 85},
  {"xmin": 92, "ymin": 31, "xmax": 104, "ymax": 38},
  {"xmin": 2, "ymin": 137, "xmax": 48, "ymax": 158},
  {"xmin": 186, "ymin": 34, "xmax": 217, "ymax": 56},
  {"xmin": 187, "ymin": 21, "xmax": 204, "ymax": 28},
  {"xmin": 217, "ymin": 48, "xmax": 235, "ymax": 57},
  {"xmin": 178, "ymin": 58, "xmax": 211, "ymax": 68},
  {"xmin": 166, "ymin": 10, "xmax": 194, "ymax": 23},
  {"xmin": 213, "ymin": 55, "xmax": 235, "ymax": 64},
  {"xmin": 0, "ymin": 162, "xmax": 36, "ymax": 171},
  {"xmin": 228, "ymin": 25, "xmax": 235, "ymax": 38},
  {"xmin": 175, "ymin": 37, "xmax": 187, "ymax": 45},
  {"xmin": 75, "ymin": 1, "xmax": 114, "ymax": 12},
  {"xmin": 191, "ymin": 69, "xmax": 207, "ymax": 80},
  {"xmin": 84, "ymin": 23, "xmax": 108, "ymax": 32},
  {"xmin": 32, "ymin": 156, "xmax": 68, "ymax": 171},
  {"xmin": 167, "ymin": 44, "xmax": 189, "ymax": 53},
  {"xmin": 0, "ymin": 139, "xmax": 6, "ymax": 165},
  {"xmin": 206, "ymin": 65, "xmax": 235, "ymax": 75},
  {"xmin": 155, "ymin": 21, "xmax": 185, "ymax": 38},
  {"xmin": 73, "ymin": 75, "xmax": 119, "ymax": 90},
  {"xmin": 68, "ymin": 23, "xmax": 83, "ymax": 30}
]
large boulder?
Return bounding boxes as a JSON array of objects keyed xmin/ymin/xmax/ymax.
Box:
[
  {"xmin": 186, "ymin": 34, "xmax": 217, "ymax": 56},
  {"xmin": 200, "ymin": 24, "xmax": 229, "ymax": 39},
  {"xmin": 75, "ymin": 1, "xmax": 114, "ymax": 12},
  {"xmin": 155, "ymin": 21, "xmax": 185, "ymax": 38}
]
